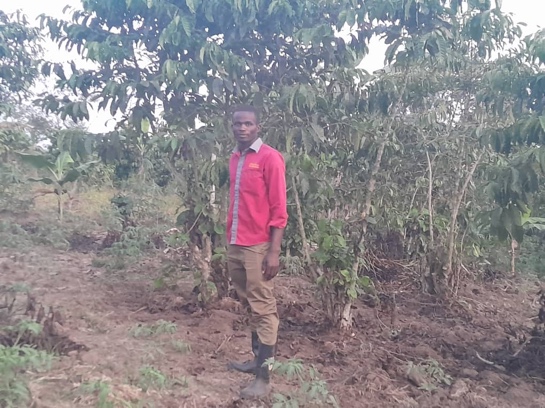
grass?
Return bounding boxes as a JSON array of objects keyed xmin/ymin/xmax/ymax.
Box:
[
  {"xmin": 33, "ymin": 185, "xmax": 179, "ymax": 228},
  {"xmin": 32, "ymin": 188, "xmax": 115, "ymax": 220}
]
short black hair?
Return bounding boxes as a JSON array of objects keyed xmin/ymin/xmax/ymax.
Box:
[{"xmin": 231, "ymin": 105, "xmax": 260, "ymax": 124}]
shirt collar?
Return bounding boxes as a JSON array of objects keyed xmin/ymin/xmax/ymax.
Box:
[{"xmin": 232, "ymin": 137, "xmax": 263, "ymax": 154}]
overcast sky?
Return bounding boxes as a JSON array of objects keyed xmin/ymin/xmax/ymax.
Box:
[{"xmin": 0, "ymin": 0, "xmax": 543, "ymax": 133}]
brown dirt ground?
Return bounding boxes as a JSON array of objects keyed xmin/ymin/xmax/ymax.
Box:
[{"xmin": 2, "ymin": 243, "xmax": 545, "ymax": 408}]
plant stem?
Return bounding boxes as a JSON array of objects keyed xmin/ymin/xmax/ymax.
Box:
[{"xmin": 291, "ymin": 175, "xmax": 315, "ymax": 273}]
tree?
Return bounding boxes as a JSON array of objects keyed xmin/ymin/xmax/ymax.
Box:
[
  {"xmin": 38, "ymin": 0, "xmax": 539, "ymax": 329},
  {"xmin": 38, "ymin": 0, "xmax": 370, "ymax": 311},
  {"xmin": 0, "ymin": 10, "xmax": 42, "ymax": 116}
]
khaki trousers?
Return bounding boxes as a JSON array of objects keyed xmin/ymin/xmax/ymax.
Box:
[{"xmin": 227, "ymin": 243, "xmax": 279, "ymax": 346}]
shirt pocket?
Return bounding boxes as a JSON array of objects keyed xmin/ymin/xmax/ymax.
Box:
[
  {"xmin": 241, "ymin": 168, "xmax": 263, "ymax": 193},
  {"xmin": 243, "ymin": 168, "xmax": 262, "ymax": 179}
]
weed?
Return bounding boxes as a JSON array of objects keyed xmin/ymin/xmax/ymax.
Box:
[
  {"xmin": 406, "ymin": 359, "xmax": 452, "ymax": 392},
  {"xmin": 129, "ymin": 320, "xmax": 177, "ymax": 338},
  {"xmin": 91, "ymin": 258, "xmax": 108, "ymax": 268},
  {"xmin": 0, "ymin": 345, "xmax": 53, "ymax": 408},
  {"xmin": 104, "ymin": 226, "xmax": 153, "ymax": 257},
  {"xmin": 281, "ymin": 254, "xmax": 305, "ymax": 276},
  {"xmin": 134, "ymin": 362, "xmax": 184, "ymax": 393},
  {"xmin": 78, "ymin": 378, "xmax": 151, "ymax": 408},
  {"xmin": 172, "ymin": 375, "xmax": 190, "ymax": 389},
  {"xmin": 6, "ymin": 283, "xmax": 31, "ymax": 293},
  {"xmin": 80, "ymin": 380, "xmax": 114, "ymax": 408},
  {"xmin": 137, "ymin": 366, "xmax": 168, "ymax": 391},
  {"xmin": 0, "ymin": 219, "xmax": 76, "ymax": 251},
  {"xmin": 91, "ymin": 257, "xmax": 127, "ymax": 272},
  {"xmin": 4, "ymin": 320, "xmax": 43, "ymax": 346},
  {"xmin": 139, "ymin": 346, "xmax": 166, "ymax": 364},
  {"xmin": 97, "ymin": 225, "xmax": 166, "ymax": 273},
  {"xmin": 81, "ymin": 314, "xmax": 109, "ymax": 334},
  {"xmin": 0, "ymin": 221, "xmax": 32, "ymax": 249},
  {"xmin": 269, "ymin": 359, "xmax": 339, "ymax": 408},
  {"xmin": 170, "ymin": 340, "xmax": 191, "ymax": 354}
]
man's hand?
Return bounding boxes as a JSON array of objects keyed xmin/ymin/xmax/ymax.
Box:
[{"xmin": 262, "ymin": 250, "xmax": 280, "ymax": 280}]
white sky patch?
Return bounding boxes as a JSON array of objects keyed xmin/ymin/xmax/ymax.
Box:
[{"xmin": 0, "ymin": 0, "xmax": 542, "ymax": 133}]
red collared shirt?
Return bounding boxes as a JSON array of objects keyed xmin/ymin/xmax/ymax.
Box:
[{"xmin": 227, "ymin": 138, "xmax": 288, "ymax": 246}]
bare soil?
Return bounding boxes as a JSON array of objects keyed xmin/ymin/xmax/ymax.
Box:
[{"xmin": 2, "ymin": 242, "xmax": 545, "ymax": 407}]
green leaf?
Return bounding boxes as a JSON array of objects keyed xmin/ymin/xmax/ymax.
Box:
[
  {"xmin": 512, "ymin": 224, "xmax": 524, "ymax": 243},
  {"xmin": 359, "ymin": 276, "xmax": 371, "ymax": 287},
  {"xmin": 214, "ymin": 224, "xmax": 225, "ymax": 235},
  {"xmin": 497, "ymin": 226, "xmax": 509, "ymax": 242},
  {"xmin": 181, "ymin": 15, "xmax": 192, "ymax": 37},
  {"xmin": 56, "ymin": 151, "xmax": 74, "ymax": 175},
  {"xmin": 347, "ymin": 287, "xmax": 357, "ymax": 299},
  {"xmin": 367, "ymin": 216, "xmax": 377, "ymax": 225},
  {"xmin": 539, "ymin": 116, "xmax": 545, "ymax": 133},
  {"xmin": 310, "ymin": 123, "xmax": 324, "ymax": 142},
  {"xmin": 176, "ymin": 210, "xmax": 190, "ymax": 226},
  {"xmin": 165, "ymin": 59, "xmax": 175, "ymax": 80},
  {"xmin": 212, "ymin": 78, "xmax": 223, "ymax": 97},
  {"xmin": 141, "ymin": 118, "xmax": 150, "ymax": 133},
  {"xmin": 526, "ymin": 224, "xmax": 545, "ymax": 231},
  {"xmin": 508, "ymin": 206, "xmax": 522, "ymax": 227},
  {"xmin": 186, "ymin": 0, "xmax": 197, "ymax": 13}
]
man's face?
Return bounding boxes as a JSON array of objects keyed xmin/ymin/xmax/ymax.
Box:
[{"xmin": 232, "ymin": 111, "xmax": 260, "ymax": 146}]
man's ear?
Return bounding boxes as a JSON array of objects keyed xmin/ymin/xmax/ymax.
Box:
[{"xmin": 257, "ymin": 123, "xmax": 262, "ymax": 132}]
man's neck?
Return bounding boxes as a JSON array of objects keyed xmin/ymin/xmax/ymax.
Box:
[{"xmin": 237, "ymin": 138, "xmax": 259, "ymax": 152}]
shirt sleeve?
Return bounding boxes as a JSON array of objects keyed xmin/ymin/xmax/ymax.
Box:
[{"xmin": 264, "ymin": 151, "xmax": 288, "ymax": 229}]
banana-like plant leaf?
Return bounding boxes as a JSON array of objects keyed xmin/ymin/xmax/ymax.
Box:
[
  {"xmin": 512, "ymin": 225, "xmax": 524, "ymax": 243},
  {"xmin": 55, "ymin": 151, "xmax": 74, "ymax": 177},
  {"xmin": 524, "ymin": 217, "xmax": 545, "ymax": 225},
  {"xmin": 17, "ymin": 153, "xmax": 54, "ymax": 169}
]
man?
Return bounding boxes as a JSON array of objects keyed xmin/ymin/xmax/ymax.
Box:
[{"xmin": 225, "ymin": 105, "xmax": 288, "ymax": 399}]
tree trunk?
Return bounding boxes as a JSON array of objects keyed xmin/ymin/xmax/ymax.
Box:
[
  {"xmin": 341, "ymin": 71, "xmax": 408, "ymax": 330},
  {"xmin": 445, "ymin": 152, "xmax": 484, "ymax": 288},
  {"xmin": 210, "ymin": 153, "xmax": 217, "ymax": 211},
  {"xmin": 510, "ymin": 239, "xmax": 517, "ymax": 276},
  {"xmin": 292, "ymin": 175, "xmax": 318, "ymax": 276},
  {"xmin": 57, "ymin": 189, "xmax": 64, "ymax": 223},
  {"xmin": 340, "ymin": 139, "xmax": 387, "ymax": 331},
  {"xmin": 426, "ymin": 151, "xmax": 435, "ymax": 247},
  {"xmin": 191, "ymin": 235, "xmax": 215, "ymax": 304}
]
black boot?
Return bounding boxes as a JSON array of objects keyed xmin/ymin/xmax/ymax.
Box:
[
  {"xmin": 240, "ymin": 343, "xmax": 275, "ymax": 399},
  {"xmin": 228, "ymin": 331, "xmax": 259, "ymax": 374}
]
